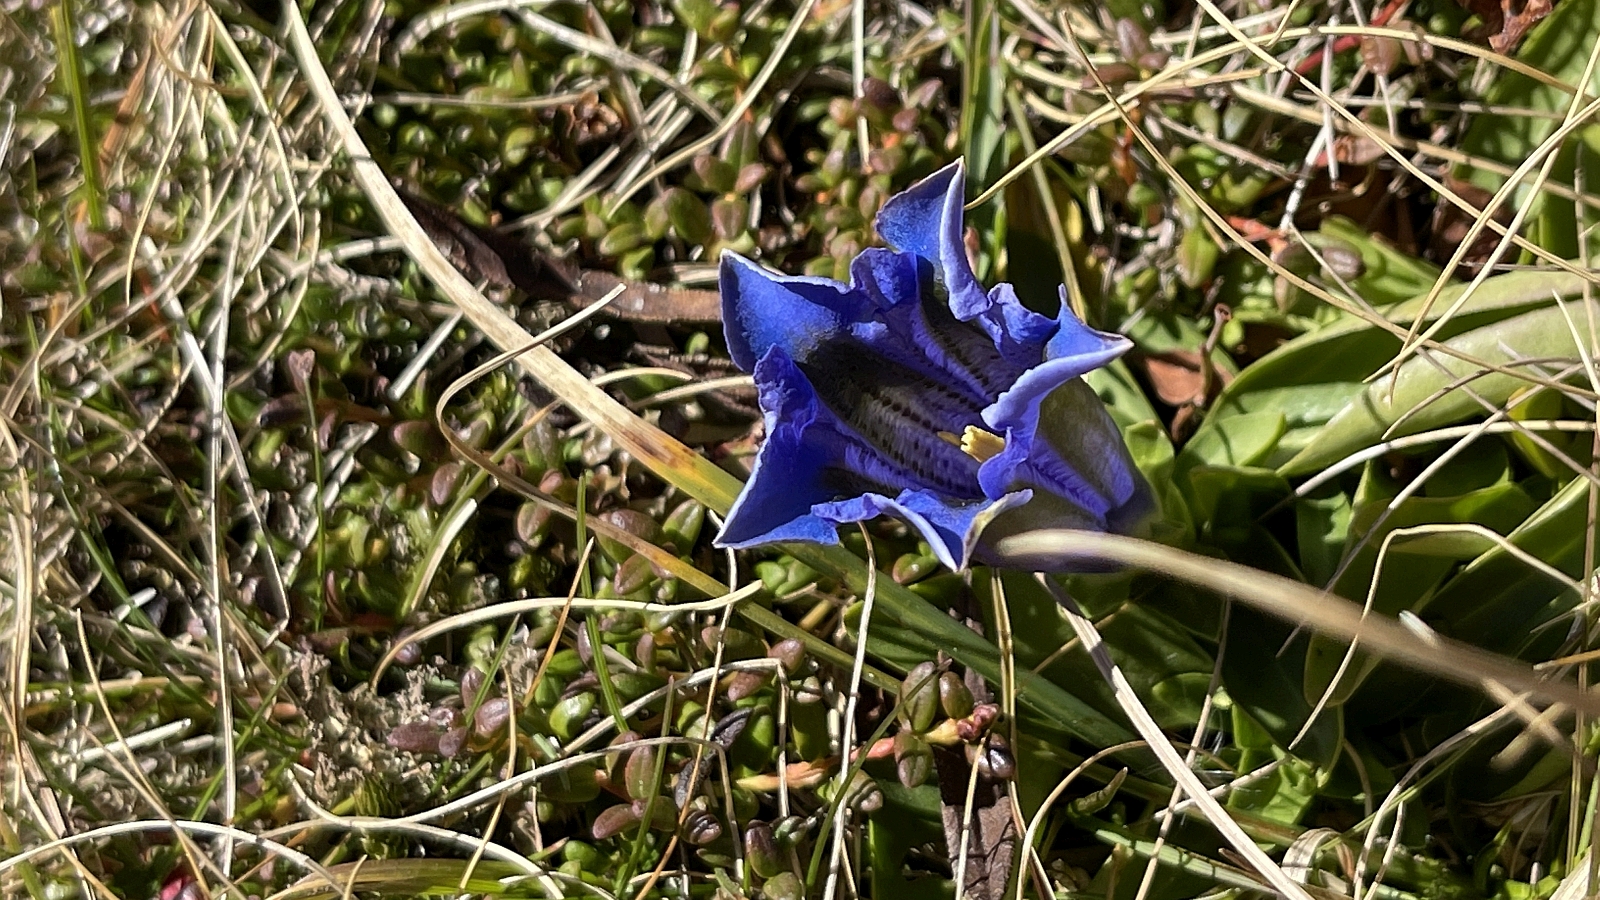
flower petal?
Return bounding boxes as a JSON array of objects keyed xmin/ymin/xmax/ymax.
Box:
[
  {"xmin": 874, "ymin": 161, "xmax": 992, "ymax": 321},
  {"xmin": 978, "ymin": 378, "xmax": 1153, "ymax": 533},
  {"xmin": 714, "ymin": 349, "xmax": 844, "ymax": 550},
  {"xmin": 842, "ymin": 249, "xmax": 1022, "ymax": 403},
  {"xmin": 715, "ymin": 346, "xmax": 989, "ymax": 551},
  {"xmin": 812, "ymin": 489, "xmax": 1033, "ymax": 571},
  {"xmin": 982, "ymin": 288, "xmax": 1133, "ymax": 432},
  {"xmin": 719, "ymin": 251, "xmax": 875, "ymax": 372}
]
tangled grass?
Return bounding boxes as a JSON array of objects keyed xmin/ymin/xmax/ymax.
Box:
[{"xmin": 5, "ymin": 0, "xmax": 1600, "ymax": 898}]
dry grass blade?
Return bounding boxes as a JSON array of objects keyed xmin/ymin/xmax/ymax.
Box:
[
  {"xmin": 1039, "ymin": 577, "xmax": 1315, "ymax": 900},
  {"xmin": 282, "ymin": 0, "xmax": 743, "ymax": 516}
]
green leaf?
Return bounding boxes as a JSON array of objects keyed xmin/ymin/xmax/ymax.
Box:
[
  {"xmin": 820, "ymin": 555, "xmax": 1136, "ymax": 749},
  {"xmin": 1425, "ymin": 475, "xmax": 1592, "ymax": 656},
  {"xmin": 869, "ymin": 786, "xmax": 953, "ymax": 900},
  {"xmin": 984, "ymin": 572, "xmax": 1214, "ymax": 731},
  {"xmin": 276, "ymin": 860, "xmax": 529, "ymax": 900},
  {"xmin": 1226, "ymin": 751, "xmax": 1319, "ymax": 827},
  {"xmin": 1294, "ymin": 490, "xmax": 1352, "ymax": 587},
  {"xmin": 1302, "ymin": 462, "xmax": 1537, "ymax": 706},
  {"xmin": 1207, "ymin": 269, "xmax": 1588, "ymax": 469},
  {"xmin": 1182, "ymin": 466, "xmax": 1292, "ymax": 554},
  {"xmin": 1284, "ymin": 300, "xmax": 1597, "ymax": 474},
  {"xmin": 1221, "ymin": 606, "xmax": 1343, "ymax": 767},
  {"xmin": 1176, "ymin": 410, "xmax": 1285, "ymax": 475}
]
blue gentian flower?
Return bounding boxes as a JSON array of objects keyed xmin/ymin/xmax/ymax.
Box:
[{"xmin": 713, "ymin": 161, "xmax": 1152, "ymax": 572}]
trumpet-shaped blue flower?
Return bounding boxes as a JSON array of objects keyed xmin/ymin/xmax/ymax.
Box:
[{"xmin": 713, "ymin": 161, "xmax": 1152, "ymax": 571}]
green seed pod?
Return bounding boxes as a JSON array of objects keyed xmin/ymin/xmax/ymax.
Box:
[
  {"xmin": 900, "ymin": 661, "xmax": 939, "ymax": 733},
  {"xmin": 744, "ymin": 821, "xmax": 782, "ymax": 878},
  {"xmin": 549, "ymin": 692, "xmax": 596, "ymax": 741},
  {"xmin": 890, "ymin": 552, "xmax": 940, "ymax": 585},
  {"xmin": 894, "ymin": 732, "xmax": 933, "ymax": 789},
  {"xmin": 938, "ymin": 671, "xmax": 974, "ymax": 720}
]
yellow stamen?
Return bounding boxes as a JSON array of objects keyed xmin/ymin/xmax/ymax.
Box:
[
  {"xmin": 935, "ymin": 425, "xmax": 1008, "ymax": 463},
  {"xmin": 960, "ymin": 426, "xmax": 1006, "ymax": 463}
]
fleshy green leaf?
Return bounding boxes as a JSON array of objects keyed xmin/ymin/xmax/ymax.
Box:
[{"xmin": 1284, "ymin": 300, "xmax": 1596, "ymax": 474}]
